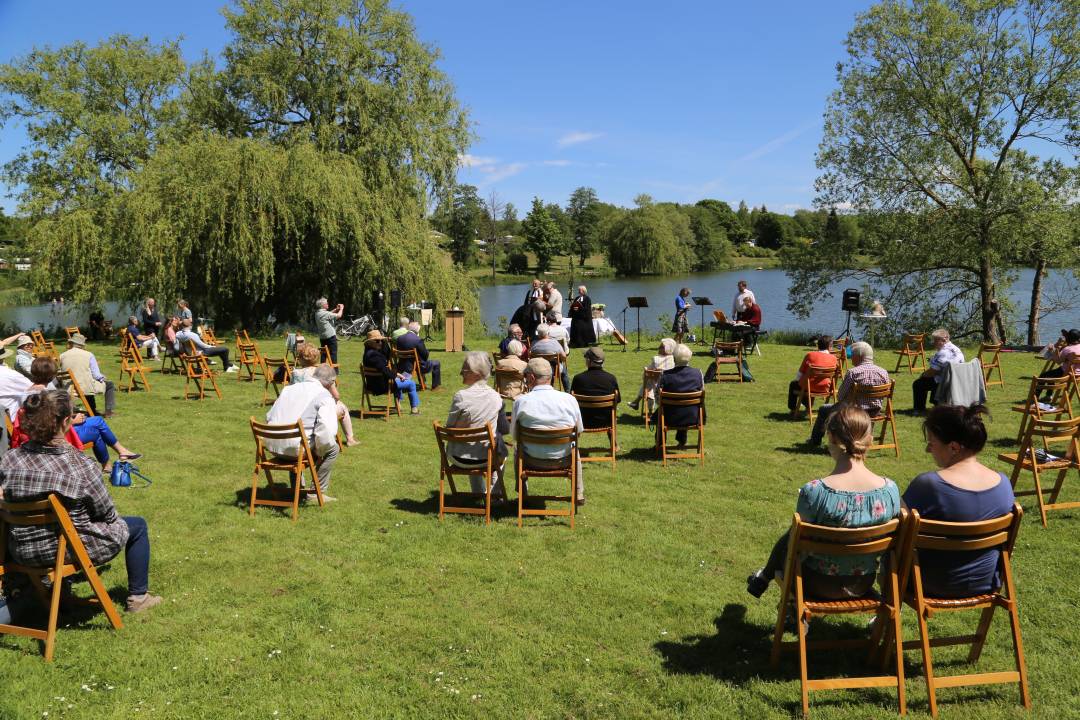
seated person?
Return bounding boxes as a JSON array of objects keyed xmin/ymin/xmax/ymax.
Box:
[
  {"xmin": 396, "ymin": 321, "xmax": 441, "ymax": 390},
  {"xmin": 787, "ymin": 334, "xmax": 838, "ymax": 412},
  {"xmin": 495, "ymin": 340, "xmax": 528, "ymax": 399},
  {"xmin": 391, "ymin": 316, "xmax": 411, "ymax": 340},
  {"xmin": 14, "ymin": 334, "xmax": 36, "ymax": 380},
  {"xmin": 162, "ymin": 316, "xmax": 181, "ymax": 357},
  {"xmin": 0, "ymin": 389, "xmax": 161, "ymax": 612},
  {"xmin": 126, "ymin": 315, "xmax": 160, "ymax": 360},
  {"xmin": 731, "ymin": 296, "xmax": 763, "ymax": 347},
  {"xmin": 446, "ymin": 352, "xmax": 510, "ymax": 498},
  {"xmin": 902, "ymin": 404, "xmax": 1016, "ymax": 598},
  {"xmin": 499, "ymin": 323, "xmax": 529, "ymax": 359},
  {"xmin": 545, "ymin": 311, "xmax": 570, "ymax": 354},
  {"xmin": 569, "ymin": 347, "xmax": 620, "ymax": 429},
  {"xmin": 362, "ymin": 330, "xmax": 419, "ymax": 414},
  {"xmin": 291, "ymin": 344, "xmax": 359, "ymax": 447},
  {"xmin": 511, "ymin": 358, "xmax": 585, "ymax": 505},
  {"xmin": 628, "ymin": 338, "xmax": 676, "ymax": 411},
  {"xmin": 1037, "ymin": 327, "xmax": 1080, "ymax": 387},
  {"xmin": 654, "ymin": 343, "xmax": 705, "ymax": 446},
  {"xmin": 912, "ymin": 328, "xmax": 964, "ymax": 413},
  {"xmin": 808, "ymin": 341, "xmax": 890, "ymax": 446},
  {"xmin": 265, "ymin": 363, "xmax": 340, "ymax": 501},
  {"xmin": 747, "ymin": 405, "xmax": 901, "ymax": 599},
  {"xmin": 529, "ymin": 324, "xmax": 570, "ymax": 391},
  {"xmin": 59, "ymin": 333, "xmax": 117, "ymax": 417},
  {"xmin": 177, "ymin": 318, "xmax": 237, "ymax": 372},
  {"xmin": 12, "ymin": 357, "xmax": 140, "ymax": 474}
]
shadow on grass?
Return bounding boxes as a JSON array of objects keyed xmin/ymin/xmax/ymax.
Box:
[
  {"xmin": 764, "ymin": 411, "xmax": 799, "ymax": 423},
  {"xmin": 774, "ymin": 444, "xmax": 825, "ymax": 456},
  {"xmin": 989, "ymin": 436, "xmax": 1018, "ymax": 448},
  {"xmin": 390, "ymin": 490, "xmax": 535, "ymax": 521}
]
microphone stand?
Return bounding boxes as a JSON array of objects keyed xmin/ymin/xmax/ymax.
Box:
[{"xmin": 620, "ymin": 305, "xmax": 629, "ymax": 353}]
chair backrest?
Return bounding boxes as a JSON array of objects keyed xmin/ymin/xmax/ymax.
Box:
[
  {"xmin": 263, "ymin": 356, "xmax": 291, "ymax": 382},
  {"xmin": 64, "ymin": 327, "xmax": 80, "ymax": 340},
  {"xmin": 433, "ymin": 421, "xmax": 495, "ymax": 468},
  {"xmin": 516, "ymin": 424, "xmax": 577, "ymax": 448},
  {"xmin": 659, "ymin": 389, "xmax": 705, "ymax": 418},
  {"xmin": 977, "ymin": 342, "xmax": 1001, "ymax": 361},
  {"xmin": 182, "ymin": 339, "xmax": 199, "ymax": 357},
  {"xmin": 1025, "ymin": 413, "xmax": 1080, "ymax": 441},
  {"xmin": 901, "ymin": 332, "xmax": 925, "ymax": 349},
  {"xmin": 643, "ymin": 367, "xmax": 664, "ymax": 384},
  {"xmin": 572, "ymin": 392, "xmax": 617, "ymax": 410},
  {"xmin": 713, "ymin": 341, "xmax": 743, "ymax": 356},
  {"xmin": 788, "ymin": 513, "xmax": 903, "ymax": 559},
  {"xmin": 249, "ymin": 417, "xmax": 313, "ymax": 462},
  {"xmin": 1025, "ymin": 375, "xmax": 1073, "ymax": 406},
  {"xmin": 853, "ymin": 381, "xmax": 895, "ymax": 402},
  {"xmin": 495, "ymin": 368, "xmax": 524, "ymax": 395},
  {"xmin": 806, "ymin": 364, "xmax": 836, "ymax": 388},
  {"xmin": 0, "ymin": 494, "xmax": 90, "ymax": 570}
]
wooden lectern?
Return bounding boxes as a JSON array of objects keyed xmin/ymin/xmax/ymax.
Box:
[{"xmin": 444, "ymin": 309, "xmax": 465, "ymax": 352}]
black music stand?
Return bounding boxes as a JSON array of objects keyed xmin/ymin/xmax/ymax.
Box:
[
  {"xmin": 627, "ymin": 297, "xmax": 649, "ymax": 351},
  {"xmin": 692, "ymin": 296, "xmax": 713, "ymax": 345}
]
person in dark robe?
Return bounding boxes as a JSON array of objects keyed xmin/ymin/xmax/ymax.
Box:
[{"xmin": 569, "ymin": 284, "xmax": 596, "ymax": 348}]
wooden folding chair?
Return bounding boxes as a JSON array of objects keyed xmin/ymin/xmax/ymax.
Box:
[
  {"xmin": 641, "ymin": 368, "xmax": 664, "ymax": 428},
  {"xmin": 261, "ymin": 357, "xmax": 291, "ymax": 405},
  {"xmin": 319, "ymin": 345, "xmax": 340, "ymax": 373},
  {"xmin": 391, "ymin": 346, "xmax": 425, "ymax": 391},
  {"xmin": 572, "ymin": 392, "xmax": 618, "ymax": 468},
  {"xmin": 0, "ymin": 494, "xmax": 123, "ymax": 661},
  {"xmin": 657, "ymin": 389, "xmax": 705, "ymax": 466},
  {"xmin": 248, "ymin": 417, "xmax": 324, "ymax": 522},
  {"xmin": 181, "ymin": 340, "xmax": 222, "ymax": 400},
  {"xmin": 531, "ymin": 352, "xmax": 564, "ymax": 391},
  {"xmin": 63, "ymin": 327, "xmax": 80, "ymax": 341},
  {"xmin": 495, "ymin": 368, "xmax": 524, "ymax": 400},
  {"xmin": 54, "ymin": 369, "xmax": 96, "ymax": 417},
  {"xmin": 997, "ymin": 414, "xmax": 1080, "ymax": 527},
  {"xmin": 118, "ymin": 346, "xmax": 151, "ymax": 393},
  {"xmin": 201, "ymin": 327, "xmax": 220, "ymax": 345},
  {"xmin": 793, "ymin": 366, "xmax": 837, "ymax": 426},
  {"xmin": 1010, "ymin": 375, "xmax": 1075, "ymax": 445},
  {"xmin": 31, "ymin": 330, "xmax": 57, "ymax": 360},
  {"xmin": 712, "ymin": 341, "xmax": 744, "ymax": 383},
  {"xmin": 894, "ymin": 332, "xmax": 928, "ymax": 374},
  {"xmin": 515, "ymin": 426, "xmax": 578, "ymax": 528},
  {"xmin": 854, "ymin": 381, "xmax": 900, "ymax": 457},
  {"xmin": 3, "ymin": 412, "xmax": 13, "ymax": 444},
  {"xmin": 360, "ymin": 366, "xmax": 400, "ymax": 420},
  {"xmin": 884, "ymin": 506, "xmax": 1029, "ymax": 717},
  {"xmin": 433, "ymin": 421, "xmax": 500, "ymax": 524},
  {"xmin": 235, "ymin": 336, "xmax": 263, "ymax": 382},
  {"xmin": 770, "ymin": 513, "xmax": 907, "ymax": 719},
  {"xmin": 977, "ymin": 342, "xmax": 1005, "ymax": 389},
  {"xmin": 160, "ymin": 346, "xmax": 182, "ymax": 375},
  {"xmin": 830, "ymin": 342, "xmax": 848, "ymax": 374}
]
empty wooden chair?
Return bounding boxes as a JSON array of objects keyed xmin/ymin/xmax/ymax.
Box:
[
  {"xmin": 235, "ymin": 335, "xmax": 263, "ymax": 382},
  {"xmin": 515, "ymin": 426, "xmax": 578, "ymax": 529},
  {"xmin": 63, "ymin": 326, "xmax": 80, "ymax": 340},
  {"xmin": 433, "ymin": 421, "xmax": 500, "ymax": 524},
  {"xmin": 572, "ymin": 392, "xmax": 618, "ymax": 468},
  {"xmin": 1010, "ymin": 375, "xmax": 1075, "ymax": 445},
  {"xmin": 977, "ymin": 342, "xmax": 1005, "ymax": 389},
  {"xmin": 319, "ymin": 345, "xmax": 339, "ymax": 373},
  {"xmin": 641, "ymin": 367, "xmax": 664, "ymax": 428},
  {"xmin": 656, "ymin": 389, "xmax": 705, "ymax": 466},
  {"xmin": 853, "ymin": 381, "xmax": 900, "ymax": 457},
  {"xmin": 0, "ymin": 494, "xmax": 123, "ymax": 661},
  {"xmin": 248, "ymin": 417, "xmax": 324, "ymax": 522},
  {"xmin": 494, "ymin": 367, "xmax": 525, "ymax": 400},
  {"xmin": 793, "ymin": 366, "xmax": 837, "ymax": 426},
  {"xmin": 201, "ymin": 327, "xmax": 220, "ymax": 345},
  {"xmin": 31, "ymin": 330, "xmax": 58, "ymax": 360},
  {"xmin": 894, "ymin": 332, "xmax": 928, "ymax": 374},
  {"xmin": 181, "ymin": 340, "xmax": 222, "ymax": 400},
  {"xmin": 531, "ymin": 352, "xmax": 564, "ymax": 391},
  {"xmin": 118, "ymin": 346, "xmax": 151, "ymax": 393},
  {"xmin": 160, "ymin": 343, "xmax": 182, "ymax": 375},
  {"xmin": 770, "ymin": 513, "xmax": 907, "ymax": 719},
  {"xmin": 54, "ymin": 369, "xmax": 95, "ymax": 417},
  {"xmin": 997, "ymin": 414, "xmax": 1080, "ymax": 527},
  {"xmin": 360, "ymin": 366, "xmax": 400, "ymax": 420},
  {"xmin": 261, "ymin": 356, "xmax": 291, "ymax": 405},
  {"xmin": 889, "ymin": 506, "xmax": 1029, "ymax": 717},
  {"xmin": 712, "ymin": 341, "xmax": 744, "ymax": 383}
]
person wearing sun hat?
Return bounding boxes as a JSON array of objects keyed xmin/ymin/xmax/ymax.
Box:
[
  {"xmin": 361, "ymin": 329, "xmax": 420, "ymax": 414},
  {"xmin": 59, "ymin": 332, "xmax": 118, "ymax": 417},
  {"xmin": 13, "ymin": 335, "xmax": 36, "ymax": 380}
]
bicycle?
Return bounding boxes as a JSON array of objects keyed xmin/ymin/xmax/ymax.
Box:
[{"xmin": 335, "ymin": 315, "xmax": 375, "ymax": 340}]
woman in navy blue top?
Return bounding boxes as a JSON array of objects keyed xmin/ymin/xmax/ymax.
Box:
[
  {"xmin": 902, "ymin": 404, "xmax": 1015, "ymax": 598},
  {"xmin": 672, "ymin": 288, "xmax": 692, "ymax": 344}
]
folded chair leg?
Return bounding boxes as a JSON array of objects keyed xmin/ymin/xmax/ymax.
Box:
[{"xmin": 966, "ymin": 605, "xmax": 995, "ymax": 663}]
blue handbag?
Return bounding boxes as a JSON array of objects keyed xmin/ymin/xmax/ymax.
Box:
[{"xmin": 109, "ymin": 460, "xmax": 152, "ymax": 488}]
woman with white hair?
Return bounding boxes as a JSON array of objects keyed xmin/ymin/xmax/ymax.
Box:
[
  {"xmin": 628, "ymin": 338, "xmax": 677, "ymax": 412},
  {"xmin": 496, "ymin": 340, "xmax": 528, "ymax": 399},
  {"xmin": 446, "ymin": 352, "xmax": 509, "ymax": 498}
]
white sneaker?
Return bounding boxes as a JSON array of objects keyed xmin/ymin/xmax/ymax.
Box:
[{"xmin": 225, "ymin": 366, "xmax": 239, "ymax": 373}]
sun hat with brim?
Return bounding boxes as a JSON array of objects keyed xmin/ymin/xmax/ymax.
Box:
[
  {"xmin": 0, "ymin": 348, "xmax": 11, "ymax": 362},
  {"xmin": 364, "ymin": 329, "xmax": 387, "ymax": 344},
  {"xmin": 16, "ymin": 335, "xmax": 33, "ymax": 348},
  {"xmin": 69, "ymin": 333, "xmax": 87, "ymax": 347}
]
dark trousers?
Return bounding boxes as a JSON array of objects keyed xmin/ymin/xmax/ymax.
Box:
[
  {"xmin": 321, "ymin": 336, "xmax": 339, "ymax": 372},
  {"xmin": 84, "ymin": 380, "xmax": 117, "ymax": 415},
  {"xmin": 912, "ymin": 376, "xmax": 938, "ymax": 412},
  {"xmin": 422, "ymin": 359, "xmax": 442, "ymax": 388},
  {"xmin": 809, "ymin": 403, "xmax": 838, "ymax": 444},
  {"xmin": 123, "ymin": 516, "xmax": 151, "ymax": 595},
  {"xmin": 787, "ymin": 380, "xmax": 805, "ymax": 411},
  {"xmin": 203, "ymin": 345, "xmax": 232, "ymax": 370}
]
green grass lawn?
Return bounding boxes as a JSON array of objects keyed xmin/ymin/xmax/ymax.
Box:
[{"xmin": 1, "ymin": 336, "xmax": 1077, "ymax": 719}]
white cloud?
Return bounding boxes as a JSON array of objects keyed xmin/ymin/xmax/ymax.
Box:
[
  {"xmin": 733, "ymin": 121, "xmax": 818, "ymax": 164},
  {"xmin": 781, "ymin": 203, "xmax": 804, "ymax": 211},
  {"xmin": 477, "ymin": 162, "xmax": 527, "ymax": 186},
  {"xmin": 556, "ymin": 131, "xmax": 603, "ymax": 148},
  {"xmin": 458, "ymin": 153, "xmax": 498, "ymax": 168},
  {"xmin": 542, "ymin": 159, "xmax": 573, "ymax": 167}
]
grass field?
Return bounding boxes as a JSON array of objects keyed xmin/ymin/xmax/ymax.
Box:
[{"xmin": 0, "ymin": 335, "xmax": 1077, "ymax": 719}]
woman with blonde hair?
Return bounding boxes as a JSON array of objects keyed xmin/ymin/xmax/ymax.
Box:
[
  {"xmin": 628, "ymin": 338, "xmax": 677, "ymax": 412},
  {"xmin": 747, "ymin": 405, "xmax": 901, "ymax": 599},
  {"xmin": 291, "ymin": 343, "xmax": 359, "ymax": 446}
]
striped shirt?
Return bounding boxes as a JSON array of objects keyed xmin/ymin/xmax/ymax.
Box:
[{"xmin": 837, "ymin": 362, "xmax": 891, "ymax": 413}]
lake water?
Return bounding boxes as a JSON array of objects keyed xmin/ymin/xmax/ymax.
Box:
[{"xmin": 476, "ymin": 268, "xmax": 1078, "ymax": 344}]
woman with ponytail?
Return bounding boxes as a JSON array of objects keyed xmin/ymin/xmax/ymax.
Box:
[
  {"xmin": 0, "ymin": 389, "xmax": 162, "ymax": 613},
  {"xmin": 902, "ymin": 404, "xmax": 1015, "ymax": 597},
  {"xmin": 747, "ymin": 405, "xmax": 901, "ymax": 599}
]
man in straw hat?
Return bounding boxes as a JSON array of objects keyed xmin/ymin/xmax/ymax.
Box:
[
  {"xmin": 361, "ymin": 329, "xmax": 420, "ymax": 414},
  {"xmin": 59, "ymin": 333, "xmax": 117, "ymax": 417}
]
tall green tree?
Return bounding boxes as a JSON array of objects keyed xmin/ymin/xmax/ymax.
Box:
[
  {"xmin": 522, "ymin": 197, "xmax": 561, "ymax": 273},
  {"xmin": 807, "ymin": 0, "xmax": 1080, "ymax": 341},
  {"xmin": 602, "ymin": 203, "xmax": 694, "ymax": 276},
  {"xmin": 685, "ymin": 205, "xmax": 730, "ymax": 271},
  {"xmin": 567, "ymin": 186, "xmax": 601, "ymax": 264},
  {"xmin": 431, "ymin": 184, "xmax": 484, "ymax": 267}
]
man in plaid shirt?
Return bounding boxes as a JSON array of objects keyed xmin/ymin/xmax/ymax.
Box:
[{"xmin": 808, "ymin": 341, "xmax": 890, "ymax": 446}]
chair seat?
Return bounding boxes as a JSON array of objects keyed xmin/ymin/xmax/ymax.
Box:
[
  {"xmin": 997, "ymin": 452, "xmax": 1075, "ymax": 470},
  {"xmin": 804, "ymin": 591, "xmax": 884, "ymax": 614},
  {"xmin": 919, "ymin": 592, "xmax": 998, "ymax": 609},
  {"xmin": 1011, "ymin": 404, "xmax": 1062, "ymax": 414}
]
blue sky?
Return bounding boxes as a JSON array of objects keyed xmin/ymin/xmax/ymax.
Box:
[{"xmin": 0, "ymin": 0, "xmax": 876, "ymax": 216}]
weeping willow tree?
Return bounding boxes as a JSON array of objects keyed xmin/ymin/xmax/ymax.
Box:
[{"xmin": 3, "ymin": 0, "xmax": 475, "ymax": 327}]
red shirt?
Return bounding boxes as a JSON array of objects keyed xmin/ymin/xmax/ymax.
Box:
[
  {"xmin": 798, "ymin": 350, "xmax": 837, "ymax": 393},
  {"xmin": 737, "ymin": 303, "xmax": 762, "ymax": 328}
]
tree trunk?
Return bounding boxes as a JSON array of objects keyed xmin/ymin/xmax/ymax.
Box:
[
  {"xmin": 978, "ymin": 252, "xmax": 1000, "ymax": 343},
  {"xmin": 1027, "ymin": 257, "xmax": 1045, "ymax": 346}
]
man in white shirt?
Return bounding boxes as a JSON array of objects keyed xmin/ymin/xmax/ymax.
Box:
[
  {"xmin": 511, "ymin": 358, "xmax": 585, "ymax": 504},
  {"xmin": 0, "ymin": 353, "xmax": 31, "ymax": 453},
  {"xmin": 177, "ymin": 318, "xmax": 238, "ymax": 372},
  {"xmin": 732, "ymin": 280, "xmax": 756, "ymax": 317},
  {"xmin": 544, "ymin": 282, "xmax": 564, "ymax": 322},
  {"xmin": 265, "ymin": 363, "xmax": 341, "ymax": 500}
]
